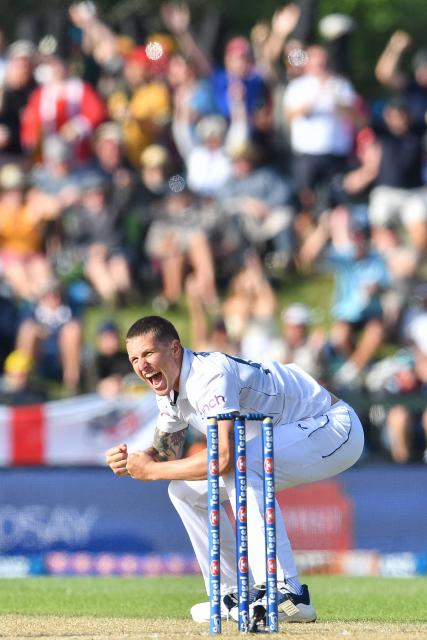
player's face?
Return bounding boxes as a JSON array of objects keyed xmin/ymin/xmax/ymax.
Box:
[{"xmin": 126, "ymin": 332, "xmax": 182, "ymax": 396}]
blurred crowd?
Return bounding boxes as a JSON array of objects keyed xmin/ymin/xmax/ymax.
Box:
[{"xmin": 0, "ymin": 1, "xmax": 426, "ymax": 463}]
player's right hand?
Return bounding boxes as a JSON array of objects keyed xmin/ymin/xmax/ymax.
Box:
[{"xmin": 106, "ymin": 443, "xmax": 129, "ymax": 476}]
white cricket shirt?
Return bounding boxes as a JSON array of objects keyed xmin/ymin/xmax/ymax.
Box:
[{"xmin": 156, "ymin": 349, "xmax": 332, "ymax": 436}]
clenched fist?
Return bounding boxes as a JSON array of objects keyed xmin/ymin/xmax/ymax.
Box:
[
  {"xmin": 126, "ymin": 449, "xmax": 158, "ymax": 481},
  {"xmin": 106, "ymin": 443, "xmax": 129, "ymax": 477}
]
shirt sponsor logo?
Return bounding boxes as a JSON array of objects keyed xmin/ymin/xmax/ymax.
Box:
[{"xmin": 200, "ymin": 394, "xmax": 226, "ymax": 417}]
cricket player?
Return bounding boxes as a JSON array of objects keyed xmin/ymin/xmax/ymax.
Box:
[{"xmin": 106, "ymin": 315, "xmax": 364, "ymax": 626}]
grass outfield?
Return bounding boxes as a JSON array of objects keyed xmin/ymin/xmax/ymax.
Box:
[{"xmin": 3, "ymin": 575, "xmax": 427, "ymax": 638}]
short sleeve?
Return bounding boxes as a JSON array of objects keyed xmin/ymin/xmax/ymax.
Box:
[
  {"xmin": 190, "ymin": 369, "xmax": 241, "ymax": 418},
  {"xmin": 156, "ymin": 400, "xmax": 188, "ymax": 434}
]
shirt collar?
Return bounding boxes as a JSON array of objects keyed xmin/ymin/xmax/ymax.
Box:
[{"xmin": 175, "ymin": 347, "xmax": 192, "ymax": 401}]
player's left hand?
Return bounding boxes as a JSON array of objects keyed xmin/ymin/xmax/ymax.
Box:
[{"xmin": 126, "ymin": 450, "xmax": 157, "ymax": 481}]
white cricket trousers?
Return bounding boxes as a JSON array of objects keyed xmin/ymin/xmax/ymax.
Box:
[{"xmin": 168, "ymin": 400, "xmax": 364, "ymax": 595}]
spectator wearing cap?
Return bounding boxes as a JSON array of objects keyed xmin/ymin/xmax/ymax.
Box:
[
  {"xmin": 20, "ymin": 40, "xmax": 107, "ymax": 165},
  {"xmin": 365, "ymin": 97, "xmax": 427, "ymax": 253},
  {"xmin": 160, "ymin": 3, "xmax": 269, "ymax": 125},
  {"xmin": 278, "ymin": 303, "xmax": 325, "ymax": 379},
  {"xmin": 300, "ymin": 205, "xmax": 391, "ymax": 387},
  {"xmin": 172, "ymin": 113, "xmax": 234, "ymax": 197},
  {"xmin": 0, "ymin": 40, "xmax": 37, "ymax": 161},
  {"xmin": 55, "ymin": 172, "xmax": 132, "ymax": 305},
  {"xmin": 139, "ymin": 144, "xmax": 172, "ymax": 201},
  {"xmin": 375, "ymin": 30, "xmax": 427, "ymax": 129},
  {"xmin": 0, "ymin": 349, "xmax": 48, "ymax": 405},
  {"xmin": 0, "ymin": 163, "xmax": 58, "ymax": 301},
  {"xmin": 30, "ymin": 135, "xmax": 83, "ymax": 209},
  {"xmin": 15, "ymin": 278, "xmax": 82, "ymax": 393},
  {"xmin": 91, "ymin": 122, "xmax": 138, "ymax": 237}
]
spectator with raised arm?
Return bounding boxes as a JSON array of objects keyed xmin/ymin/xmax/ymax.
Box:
[
  {"xmin": 299, "ymin": 206, "xmax": 390, "ymax": 388},
  {"xmin": 161, "ymin": 2, "xmax": 270, "ymax": 128},
  {"xmin": 367, "ymin": 96, "xmax": 427, "ymax": 253},
  {"xmin": 375, "ymin": 30, "xmax": 427, "ymax": 128},
  {"xmin": 283, "ymin": 45, "xmax": 357, "ymax": 218}
]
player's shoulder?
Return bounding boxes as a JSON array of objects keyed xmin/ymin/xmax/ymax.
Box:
[{"xmin": 190, "ymin": 350, "xmax": 231, "ymax": 375}]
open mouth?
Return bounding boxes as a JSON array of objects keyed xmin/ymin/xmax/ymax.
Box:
[{"xmin": 146, "ymin": 371, "xmax": 163, "ymax": 389}]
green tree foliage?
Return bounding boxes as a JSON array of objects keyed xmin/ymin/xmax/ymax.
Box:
[{"xmin": 4, "ymin": 0, "xmax": 427, "ymax": 96}]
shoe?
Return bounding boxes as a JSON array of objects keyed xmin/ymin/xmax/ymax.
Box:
[
  {"xmin": 277, "ymin": 583, "xmax": 317, "ymax": 623},
  {"xmin": 190, "ymin": 586, "xmax": 265, "ymax": 623},
  {"xmin": 248, "ymin": 583, "xmax": 317, "ymax": 629}
]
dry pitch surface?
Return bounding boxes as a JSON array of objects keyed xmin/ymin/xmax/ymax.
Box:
[{"xmin": 5, "ymin": 617, "xmax": 427, "ymax": 640}]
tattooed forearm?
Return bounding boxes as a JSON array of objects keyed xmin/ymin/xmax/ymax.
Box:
[{"xmin": 152, "ymin": 427, "xmax": 188, "ymax": 461}]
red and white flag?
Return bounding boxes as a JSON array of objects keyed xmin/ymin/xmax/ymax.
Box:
[{"xmin": 0, "ymin": 393, "xmax": 158, "ymax": 466}]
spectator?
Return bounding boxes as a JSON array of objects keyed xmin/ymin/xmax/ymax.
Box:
[
  {"xmin": 300, "ymin": 206, "xmax": 390, "ymax": 387},
  {"xmin": 91, "ymin": 320, "xmax": 130, "ymax": 397},
  {"xmin": 371, "ymin": 222, "xmax": 419, "ymax": 334},
  {"xmin": 30, "ymin": 135, "xmax": 82, "ymax": 207},
  {"xmin": 375, "ymin": 30, "xmax": 427, "ymax": 128},
  {"xmin": 0, "ymin": 349, "xmax": 48, "ymax": 405},
  {"xmin": 0, "ymin": 40, "xmax": 36, "ymax": 162},
  {"xmin": 91, "ymin": 122, "xmax": 138, "ymax": 246},
  {"xmin": 167, "ymin": 52, "xmax": 216, "ymax": 122},
  {"xmin": 56, "ymin": 172, "xmax": 132, "ymax": 305},
  {"xmin": 161, "ymin": 3, "xmax": 270, "ymax": 126},
  {"xmin": 185, "ymin": 273, "xmax": 238, "ymax": 354},
  {"xmin": 283, "ymin": 45, "xmax": 357, "ymax": 217},
  {"xmin": 211, "ymin": 35, "xmax": 270, "ymax": 125},
  {"xmin": 278, "ymin": 303, "xmax": 325, "ymax": 379},
  {"xmin": 172, "ymin": 113, "xmax": 233, "ymax": 197},
  {"xmin": 365, "ymin": 349, "xmax": 427, "ymax": 463},
  {"xmin": 15, "ymin": 279, "xmax": 82, "ymax": 393},
  {"xmin": 219, "ymin": 140, "xmax": 295, "ymax": 268},
  {"xmin": 0, "ymin": 291, "xmax": 19, "ymax": 372},
  {"xmin": 108, "ymin": 45, "xmax": 172, "ymax": 167},
  {"xmin": 249, "ymin": 4, "xmax": 302, "ymax": 85},
  {"xmin": 21, "ymin": 38, "xmax": 107, "ymax": 165},
  {"xmin": 221, "ymin": 251, "xmax": 280, "ymax": 361},
  {"xmin": 368, "ymin": 97, "xmax": 427, "ymax": 253},
  {"xmin": 0, "ymin": 163, "xmax": 58, "ymax": 301},
  {"xmin": 145, "ymin": 185, "xmax": 218, "ymax": 310}
]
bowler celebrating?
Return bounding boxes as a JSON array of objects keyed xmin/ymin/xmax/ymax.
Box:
[{"xmin": 106, "ymin": 315, "xmax": 364, "ymax": 627}]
